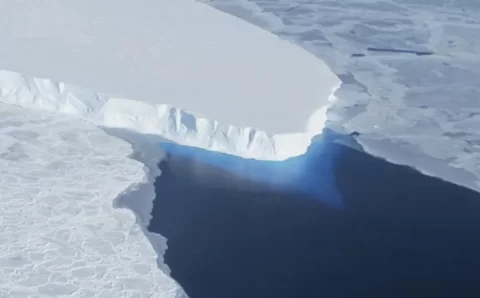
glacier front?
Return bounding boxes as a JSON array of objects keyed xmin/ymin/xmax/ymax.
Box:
[{"xmin": 0, "ymin": 0, "xmax": 340, "ymax": 160}]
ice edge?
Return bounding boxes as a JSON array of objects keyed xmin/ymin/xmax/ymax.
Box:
[
  {"xmin": 105, "ymin": 127, "xmax": 189, "ymax": 298},
  {"xmin": 0, "ymin": 69, "xmax": 341, "ymax": 161}
]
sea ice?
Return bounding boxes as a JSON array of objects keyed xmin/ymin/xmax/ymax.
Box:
[{"xmin": 0, "ymin": 103, "xmax": 187, "ymax": 298}]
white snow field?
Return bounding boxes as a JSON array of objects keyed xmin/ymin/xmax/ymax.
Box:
[
  {"xmin": 0, "ymin": 103, "xmax": 187, "ymax": 298},
  {"xmin": 201, "ymin": 0, "xmax": 480, "ymax": 191},
  {"xmin": 0, "ymin": 0, "xmax": 340, "ymax": 161}
]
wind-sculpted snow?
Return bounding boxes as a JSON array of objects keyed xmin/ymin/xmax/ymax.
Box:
[
  {"xmin": 0, "ymin": 104, "xmax": 187, "ymax": 298},
  {"xmin": 202, "ymin": 0, "xmax": 480, "ymax": 191},
  {"xmin": 0, "ymin": 0, "xmax": 340, "ymax": 160}
]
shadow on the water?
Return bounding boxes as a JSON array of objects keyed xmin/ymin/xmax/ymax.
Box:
[{"xmin": 149, "ymin": 129, "xmax": 480, "ymax": 298}]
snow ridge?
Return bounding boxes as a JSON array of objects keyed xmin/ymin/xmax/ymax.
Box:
[{"xmin": 0, "ymin": 70, "xmax": 340, "ymax": 161}]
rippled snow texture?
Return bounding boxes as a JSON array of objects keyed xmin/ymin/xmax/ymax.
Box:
[{"xmin": 0, "ymin": 104, "xmax": 186, "ymax": 298}]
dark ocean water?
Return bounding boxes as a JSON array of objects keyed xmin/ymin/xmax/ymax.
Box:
[{"xmin": 149, "ymin": 132, "xmax": 480, "ymax": 298}]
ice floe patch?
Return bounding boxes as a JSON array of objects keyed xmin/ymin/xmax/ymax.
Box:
[{"xmin": 0, "ymin": 103, "xmax": 187, "ymax": 298}]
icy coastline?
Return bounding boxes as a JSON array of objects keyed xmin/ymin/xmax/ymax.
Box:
[
  {"xmin": 0, "ymin": 69, "xmax": 339, "ymax": 161},
  {"xmin": 0, "ymin": 103, "xmax": 188, "ymax": 298}
]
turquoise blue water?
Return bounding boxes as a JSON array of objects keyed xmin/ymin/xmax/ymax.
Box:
[{"xmin": 150, "ymin": 131, "xmax": 480, "ymax": 298}]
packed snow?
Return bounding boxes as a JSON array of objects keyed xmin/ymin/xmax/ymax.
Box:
[
  {"xmin": 202, "ymin": 0, "xmax": 480, "ymax": 191},
  {"xmin": 0, "ymin": 103, "xmax": 187, "ymax": 298},
  {"xmin": 0, "ymin": 0, "xmax": 340, "ymax": 161}
]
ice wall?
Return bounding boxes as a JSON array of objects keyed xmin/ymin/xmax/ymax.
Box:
[
  {"xmin": 0, "ymin": 69, "xmax": 336, "ymax": 160},
  {"xmin": 0, "ymin": 0, "xmax": 340, "ymax": 160}
]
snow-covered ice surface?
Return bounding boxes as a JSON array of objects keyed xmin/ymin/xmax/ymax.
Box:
[
  {"xmin": 2, "ymin": 0, "xmax": 478, "ymax": 188},
  {"xmin": 0, "ymin": 0, "xmax": 340, "ymax": 161},
  {"xmin": 0, "ymin": 103, "xmax": 187, "ymax": 298},
  {"xmin": 200, "ymin": 0, "xmax": 480, "ymax": 191}
]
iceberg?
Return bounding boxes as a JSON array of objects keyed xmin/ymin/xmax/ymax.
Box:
[{"xmin": 0, "ymin": 0, "xmax": 340, "ymax": 160}]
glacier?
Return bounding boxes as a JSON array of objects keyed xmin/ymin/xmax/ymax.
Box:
[
  {"xmin": 0, "ymin": 68, "xmax": 338, "ymax": 161},
  {"xmin": 0, "ymin": 0, "xmax": 340, "ymax": 161}
]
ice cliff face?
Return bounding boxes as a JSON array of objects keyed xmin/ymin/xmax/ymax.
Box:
[
  {"xmin": 0, "ymin": 0, "xmax": 340, "ymax": 161},
  {"xmin": 0, "ymin": 69, "xmax": 339, "ymax": 160}
]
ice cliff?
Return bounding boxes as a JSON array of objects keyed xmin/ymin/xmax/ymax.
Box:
[{"xmin": 0, "ymin": 0, "xmax": 340, "ymax": 160}]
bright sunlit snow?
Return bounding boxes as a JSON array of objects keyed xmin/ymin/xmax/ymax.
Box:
[
  {"xmin": 0, "ymin": 0, "xmax": 340, "ymax": 161},
  {"xmin": 202, "ymin": 0, "xmax": 480, "ymax": 191},
  {"xmin": 0, "ymin": 103, "xmax": 187, "ymax": 298}
]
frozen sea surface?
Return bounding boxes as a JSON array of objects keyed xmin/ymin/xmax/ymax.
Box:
[
  {"xmin": 0, "ymin": 103, "xmax": 186, "ymax": 298},
  {"xmin": 150, "ymin": 133, "xmax": 480, "ymax": 298}
]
